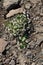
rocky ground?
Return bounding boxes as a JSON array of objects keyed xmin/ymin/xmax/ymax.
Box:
[{"xmin": 0, "ymin": 0, "xmax": 43, "ymax": 65}]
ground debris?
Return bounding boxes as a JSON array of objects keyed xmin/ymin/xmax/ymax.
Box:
[{"xmin": 0, "ymin": 0, "xmax": 43, "ymax": 65}]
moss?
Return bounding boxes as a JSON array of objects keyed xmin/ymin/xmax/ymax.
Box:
[
  {"xmin": 4, "ymin": 14, "xmax": 28, "ymax": 37},
  {"xmin": 4, "ymin": 13, "xmax": 33, "ymax": 49}
]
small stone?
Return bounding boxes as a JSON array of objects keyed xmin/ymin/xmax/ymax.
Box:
[
  {"xmin": 12, "ymin": 39, "xmax": 16, "ymax": 45},
  {"xmin": 30, "ymin": 0, "xmax": 41, "ymax": 4},
  {"xmin": 9, "ymin": 60, "xmax": 15, "ymax": 65},
  {"xmin": 40, "ymin": 13, "xmax": 43, "ymax": 16},
  {"xmin": 25, "ymin": 50, "xmax": 31, "ymax": 56},
  {"xmin": 40, "ymin": 21, "xmax": 43, "ymax": 26},
  {"xmin": 3, "ymin": 0, "xmax": 19, "ymax": 9},
  {"xmin": 28, "ymin": 41, "xmax": 35, "ymax": 49},
  {"xmin": 6, "ymin": 7, "xmax": 24, "ymax": 18},
  {"xmin": 0, "ymin": 38, "xmax": 8, "ymax": 53},
  {"xmin": 25, "ymin": 3, "xmax": 31, "ymax": 9},
  {"xmin": 4, "ymin": 58, "xmax": 10, "ymax": 64},
  {"xmin": 12, "ymin": 50, "xmax": 17, "ymax": 58},
  {"xmin": 31, "ymin": 62, "xmax": 35, "ymax": 65}
]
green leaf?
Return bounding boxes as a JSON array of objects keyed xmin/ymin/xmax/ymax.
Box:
[{"xmin": 20, "ymin": 45, "xmax": 25, "ymax": 49}]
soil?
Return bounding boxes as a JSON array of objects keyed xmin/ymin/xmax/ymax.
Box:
[{"xmin": 0, "ymin": 0, "xmax": 43, "ymax": 65}]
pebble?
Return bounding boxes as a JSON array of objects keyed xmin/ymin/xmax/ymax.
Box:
[
  {"xmin": 0, "ymin": 38, "xmax": 8, "ymax": 53},
  {"xmin": 4, "ymin": 58, "xmax": 10, "ymax": 64},
  {"xmin": 9, "ymin": 59, "xmax": 15, "ymax": 65},
  {"xmin": 0, "ymin": 0, "xmax": 43, "ymax": 65},
  {"xmin": 3, "ymin": 0, "xmax": 19, "ymax": 9},
  {"xmin": 30, "ymin": 0, "xmax": 41, "ymax": 4},
  {"xmin": 11, "ymin": 39, "xmax": 16, "ymax": 45},
  {"xmin": 25, "ymin": 3, "xmax": 31, "ymax": 9},
  {"xmin": 31, "ymin": 62, "xmax": 35, "ymax": 65},
  {"xmin": 6, "ymin": 7, "xmax": 24, "ymax": 18},
  {"xmin": 25, "ymin": 50, "xmax": 31, "ymax": 56}
]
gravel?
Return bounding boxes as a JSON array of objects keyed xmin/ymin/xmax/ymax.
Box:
[{"xmin": 0, "ymin": 0, "xmax": 43, "ymax": 65}]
